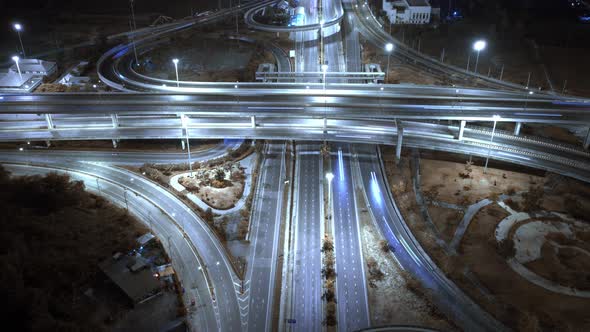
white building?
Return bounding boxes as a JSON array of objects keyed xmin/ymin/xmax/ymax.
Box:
[
  {"xmin": 9, "ymin": 59, "xmax": 57, "ymax": 77},
  {"xmin": 383, "ymin": 0, "xmax": 432, "ymax": 24}
]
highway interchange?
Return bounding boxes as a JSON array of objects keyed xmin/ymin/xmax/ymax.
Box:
[{"xmin": 2, "ymin": 0, "xmax": 590, "ymax": 331}]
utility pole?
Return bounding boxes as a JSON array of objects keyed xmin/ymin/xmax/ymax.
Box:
[
  {"xmin": 526, "ymin": 72, "xmax": 531, "ymax": 89},
  {"xmin": 129, "ymin": 0, "xmax": 139, "ymax": 66}
]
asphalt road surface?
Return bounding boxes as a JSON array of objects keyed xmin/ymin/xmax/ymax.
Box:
[
  {"xmin": 246, "ymin": 142, "xmax": 286, "ymax": 331},
  {"xmin": 290, "ymin": 143, "xmax": 323, "ymax": 331},
  {"xmin": 330, "ymin": 143, "xmax": 370, "ymax": 332}
]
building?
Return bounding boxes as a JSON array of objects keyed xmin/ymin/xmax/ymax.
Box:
[
  {"xmin": 383, "ymin": 0, "xmax": 432, "ymax": 24},
  {"xmin": 9, "ymin": 59, "xmax": 57, "ymax": 77},
  {"xmin": 99, "ymin": 253, "xmax": 161, "ymax": 305}
]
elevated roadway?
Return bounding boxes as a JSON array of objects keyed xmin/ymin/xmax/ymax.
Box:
[
  {"xmin": 1, "ymin": 90, "xmax": 590, "ymax": 124},
  {"xmin": 244, "ymin": 0, "xmax": 344, "ymax": 33}
]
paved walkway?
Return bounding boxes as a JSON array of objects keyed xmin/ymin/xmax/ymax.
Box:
[{"xmin": 495, "ymin": 201, "xmax": 590, "ymax": 298}]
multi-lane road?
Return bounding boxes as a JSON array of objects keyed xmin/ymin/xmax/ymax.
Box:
[
  {"xmin": 245, "ymin": 143, "xmax": 286, "ymax": 331},
  {"xmin": 3, "ymin": 0, "xmax": 590, "ymax": 331},
  {"xmin": 330, "ymin": 144, "xmax": 370, "ymax": 331},
  {"xmin": 289, "ymin": 143, "xmax": 324, "ymax": 332}
]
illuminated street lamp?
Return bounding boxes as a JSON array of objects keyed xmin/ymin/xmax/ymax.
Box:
[
  {"xmin": 13, "ymin": 23, "xmax": 25, "ymax": 58},
  {"xmin": 326, "ymin": 172, "xmax": 334, "ymax": 215},
  {"xmin": 472, "ymin": 40, "xmax": 486, "ymax": 74},
  {"xmin": 11, "ymin": 56, "xmax": 22, "ymax": 80},
  {"xmin": 172, "ymin": 58, "xmax": 180, "ymax": 87},
  {"xmin": 385, "ymin": 43, "xmax": 394, "ymax": 83}
]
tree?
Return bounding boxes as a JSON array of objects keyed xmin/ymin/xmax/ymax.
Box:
[{"xmin": 214, "ymin": 169, "xmax": 225, "ymax": 182}]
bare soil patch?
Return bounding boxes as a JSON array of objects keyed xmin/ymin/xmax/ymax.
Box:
[
  {"xmin": 179, "ymin": 161, "xmax": 246, "ymax": 210},
  {"xmin": 357, "ymin": 188, "xmax": 455, "ymax": 330},
  {"xmin": 420, "ymin": 159, "xmax": 544, "ymax": 206},
  {"xmin": 381, "ymin": 146, "xmax": 590, "ymax": 330}
]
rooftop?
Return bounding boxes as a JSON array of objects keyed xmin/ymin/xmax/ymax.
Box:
[
  {"xmin": 99, "ymin": 254, "xmax": 161, "ymax": 304},
  {"xmin": 0, "ymin": 72, "xmax": 43, "ymax": 92},
  {"xmin": 9, "ymin": 59, "xmax": 57, "ymax": 75}
]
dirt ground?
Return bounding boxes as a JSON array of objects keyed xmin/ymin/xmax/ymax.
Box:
[
  {"xmin": 361, "ymin": 40, "xmax": 443, "ymax": 85},
  {"xmin": 382, "ymin": 146, "xmax": 590, "ymax": 331},
  {"xmin": 384, "ymin": 14, "xmax": 590, "ymax": 97},
  {"xmin": 356, "ymin": 188, "xmax": 455, "ymax": 330},
  {"xmin": 179, "ymin": 163, "xmax": 246, "ymax": 210},
  {"xmin": 419, "ymin": 158, "xmax": 545, "ymax": 206},
  {"xmin": 135, "ymin": 29, "xmax": 276, "ymax": 83}
]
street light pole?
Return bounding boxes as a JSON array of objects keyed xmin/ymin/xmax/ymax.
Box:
[
  {"xmin": 181, "ymin": 115, "xmax": 194, "ymax": 177},
  {"xmin": 472, "ymin": 40, "xmax": 486, "ymax": 74},
  {"xmin": 474, "ymin": 50, "xmax": 481, "ymax": 73},
  {"xmin": 319, "ymin": 19, "xmax": 325, "ymax": 71},
  {"xmin": 11, "ymin": 56, "xmax": 22, "ymax": 80},
  {"xmin": 385, "ymin": 43, "xmax": 393, "ymax": 83},
  {"xmin": 326, "ymin": 172, "xmax": 334, "ymax": 219},
  {"xmin": 13, "ymin": 23, "xmax": 25, "ymax": 58},
  {"xmin": 172, "ymin": 58, "xmax": 180, "ymax": 87},
  {"xmin": 129, "ymin": 0, "xmax": 139, "ymax": 66}
]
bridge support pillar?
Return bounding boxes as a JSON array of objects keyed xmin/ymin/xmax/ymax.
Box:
[
  {"xmin": 396, "ymin": 124, "xmax": 404, "ymax": 163},
  {"xmin": 44, "ymin": 114, "xmax": 54, "ymax": 146},
  {"xmin": 181, "ymin": 140, "xmax": 186, "ymax": 150},
  {"xmin": 111, "ymin": 115, "xmax": 119, "ymax": 149},
  {"xmin": 45, "ymin": 114, "xmax": 54, "ymax": 129},
  {"xmin": 111, "ymin": 114, "xmax": 119, "ymax": 128},
  {"xmin": 584, "ymin": 128, "xmax": 590, "ymax": 150},
  {"xmin": 458, "ymin": 120, "xmax": 466, "ymax": 141},
  {"xmin": 514, "ymin": 122, "xmax": 522, "ymax": 136},
  {"xmin": 251, "ymin": 116, "xmax": 256, "ymax": 128}
]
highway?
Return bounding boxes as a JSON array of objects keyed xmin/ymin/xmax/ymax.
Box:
[
  {"xmin": 2, "ymin": 91, "xmax": 589, "ymax": 124},
  {"xmin": 330, "ymin": 143, "xmax": 370, "ymax": 331},
  {"xmin": 1, "ymin": 117, "xmax": 588, "ymax": 181},
  {"xmin": 245, "ymin": 143, "xmax": 286, "ymax": 332},
  {"xmin": 244, "ymin": 0, "xmax": 343, "ymax": 33},
  {"xmin": 289, "ymin": 143, "xmax": 324, "ymax": 331},
  {"xmin": 353, "ymin": 144, "xmax": 509, "ymax": 332},
  {"xmin": 0, "ymin": 156, "xmax": 243, "ymax": 331},
  {"xmin": 2, "ymin": 0, "xmax": 590, "ymax": 330},
  {"xmin": 3, "ymin": 141, "xmax": 240, "ymax": 165}
]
